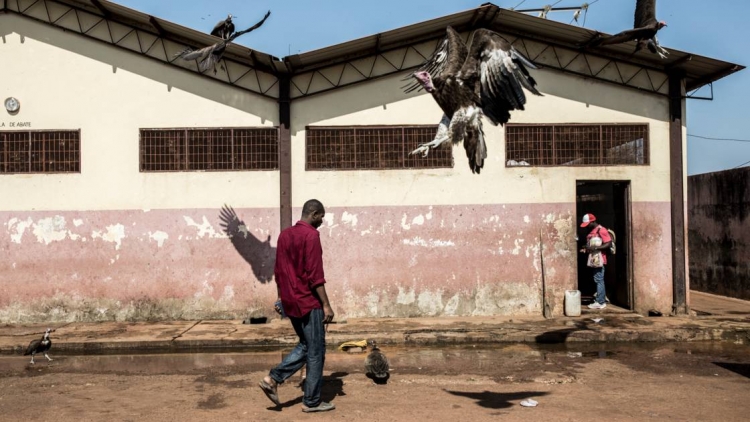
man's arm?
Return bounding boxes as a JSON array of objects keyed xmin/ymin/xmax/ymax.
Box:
[
  {"xmin": 313, "ymin": 284, "xmax": 334, "ymax": 323},
  {"xmin": 306, "ymin": 233, "xmax": 333, "ymax": 322}
]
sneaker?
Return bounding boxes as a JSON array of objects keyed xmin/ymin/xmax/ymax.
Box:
[
  {"xmin": 302, "ymin": 401, "xmax": 336, "ymax": 413},
  {"xmin": 588, "ymin": 302, "xmax": 607, "ymax": 310}
]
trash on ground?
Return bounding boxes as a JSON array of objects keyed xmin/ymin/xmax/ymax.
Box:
[
  {"xmin": 591, "ymin": 318, "xmax": 603, "ymax": 324},
  {"xmin": 338, "ymin": 339, "xmax": 368, "ymax": 352},
  {"xmin": 520, "ymin": 399, "xmax": 539, "ymax": 407},
  {"xmin": 567, "ymin": 352, "xmax": 583, "ymax": 358}
]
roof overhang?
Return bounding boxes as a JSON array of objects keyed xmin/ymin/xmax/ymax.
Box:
[
  {"xmin": 285, "ymin": 2, "xmax": 743, "ymax": 93},
  {"xmin": 3, "ymin": 0, "xmax": 742, "ymax": 97}
]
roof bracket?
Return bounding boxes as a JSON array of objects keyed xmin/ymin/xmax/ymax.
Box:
[{"xmin": 686, "ymin": 82, "xmax": 714, "ymax": 101}]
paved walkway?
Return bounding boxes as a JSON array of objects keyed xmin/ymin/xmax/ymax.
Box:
[
  {"xmin": 2, "ymin": 309, "xmax": 748, "ymax": 354},
  {"xmin": 690, "ymin": 290, "xmax": 750, "ymax": 316}
]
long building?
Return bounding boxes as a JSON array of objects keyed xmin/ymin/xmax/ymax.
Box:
[{"xmin": 0, "ymin": 0, "xmax": 743, "ymax": 322}]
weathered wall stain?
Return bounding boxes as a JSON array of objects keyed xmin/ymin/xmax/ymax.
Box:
[
  {"xmin": 1, "ymin": 208, "xmax": 280, "ymax": 323},
  {"xmin": 1, "ymin": 203, "xmax": 673, "ymax": 322},
  {"xmin": 688, "ymin": 168, "xmax": 750, "ymax": 300},
  {"xmin": 631, "ymin": 202, "xmax": 673, "ymax": 313}
]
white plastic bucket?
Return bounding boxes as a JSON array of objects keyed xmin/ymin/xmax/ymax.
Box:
[{"xmin": 565, "ymin": 290, "xmax": 581, "ymax": 317}]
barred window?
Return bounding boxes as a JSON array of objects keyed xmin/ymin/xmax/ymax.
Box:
[
  {"xmin": 306, "ymin": 126, "xmax": 452, "ymax": 170},
  {"xmin": 505, "ymin": 124, "xmax": 649, "ymax": 167},
  {"xmin": 139, "ymin": 128, "xmax": 278, "ymax": 172},
  {"xmin": 1, "ymin": 130, "xmax": 81, "ymax": 174}
]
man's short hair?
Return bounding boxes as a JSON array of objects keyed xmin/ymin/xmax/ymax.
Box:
[{"xmin": 302, "ymin": 199, "xmax": 324, "ymax": 217}]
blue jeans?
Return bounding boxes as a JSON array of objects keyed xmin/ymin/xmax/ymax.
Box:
[
  {"xmin": 593, "ymin": 266, "xmax": 606, "ymax": 304},
  {"xmin": 269, "ymin": 308, "xmax": 326, "ymax": 407}
]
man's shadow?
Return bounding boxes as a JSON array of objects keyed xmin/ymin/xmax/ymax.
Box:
[
  {"xmin": 219, "ymin": 205, "xmax": 275, "ymax": 284},
  {"xmin": 268, "ymin": 372, "xmax": 348, "ymax": 411}
]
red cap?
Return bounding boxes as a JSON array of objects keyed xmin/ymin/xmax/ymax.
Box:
[{"xmin": 580, "ymin": 213, "xmax": 596, "ymax": 228}]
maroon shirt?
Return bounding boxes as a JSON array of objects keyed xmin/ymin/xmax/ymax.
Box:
[{"xmin": 274, "ymin": 220, "xmax": 327, "ymax": 318}]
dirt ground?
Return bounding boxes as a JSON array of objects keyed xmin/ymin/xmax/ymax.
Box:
[{"xmin": 0, "ymin": 343, "xmax": 748, "ymax": 422}]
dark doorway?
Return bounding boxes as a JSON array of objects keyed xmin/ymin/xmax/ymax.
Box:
[{"xmin": 576, "ymin": 181, "xmax": 633, "ymax": 310}]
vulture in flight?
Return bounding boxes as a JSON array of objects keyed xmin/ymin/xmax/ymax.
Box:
[
  {"xmin": 175, "ymin": 10, "xmax": 271, "ymax": 74},
  {"xmin": 584, "ymin": 0, "xmax": 668, "ymax": 58},
  {"xmin": 24, "ymin": 328, "xmax": 54, "ymax": 365},
  {"xmin": 210, "ymin": 14, "xmax": 235, "ymax": 40},
  {"xmin": 404, "ymin": 27, "xmax": 542, "ymax": 174}
]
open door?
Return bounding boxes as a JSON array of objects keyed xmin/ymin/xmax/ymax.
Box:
[{"xmin": 576, "ymin": 181, "xmax": 633, "ymax": 310}]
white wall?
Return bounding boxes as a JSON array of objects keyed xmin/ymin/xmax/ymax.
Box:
[
  {"xmin": 290, "ymin": 63, "xmax": 671, "ymax": 208},
  {"xmin": 0, "ymin": 14, "xmax": 280, "ymax": 211}
]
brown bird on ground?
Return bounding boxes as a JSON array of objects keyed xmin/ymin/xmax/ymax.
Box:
[{"xmin": 364, "ymin": 340, "xmax": 390, "ymax": 384}]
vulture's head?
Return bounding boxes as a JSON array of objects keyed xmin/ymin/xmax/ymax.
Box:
[
  {"xmin": 657, "ymin": 21, "xmax": 667, "ymax": 29},
  {"xmin": 413, "ymin": 71, "xmax": 435, "ymax": 93},
  {"xmin": 227, "ymin": 14, "xmax": 234, "ymax": 22}
]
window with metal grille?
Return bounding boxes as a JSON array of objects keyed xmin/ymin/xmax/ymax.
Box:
[
  {"xmin": 505, "ymin": 124, "xmax": 649, "ymax": 167},
  {"xmin": 1, "ymin": 130, "xmax": 81, "ymax": 174},
  {"xmin": 305, "ymin": 126, "xmax": 451, "ymax": 170},
  {"xmin": 139, "ymin": 128, "xmax": 278, "ymax": 172}
]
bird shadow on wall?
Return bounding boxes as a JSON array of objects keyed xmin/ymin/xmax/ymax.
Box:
[{"xmin": 219, "ymin": 204, "xmax": 275, "ymax": 284}]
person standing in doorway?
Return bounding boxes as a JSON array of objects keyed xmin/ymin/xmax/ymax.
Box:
[
  {"xmin": 259, "ymin": 199, "xmax": 336, "ymax": 413},
  {"xmin": 580, "ymin": 213, "xmax": 612, "ymax": 310}
]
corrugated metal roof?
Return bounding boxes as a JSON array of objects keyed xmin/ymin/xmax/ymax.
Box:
[
  {"xmin": 17, "ymin": 1, "xmax": 743, "ymax": 91},
  {"xmin": 286, "ymin": 2, "xmax": 744, "ymax": 92}
]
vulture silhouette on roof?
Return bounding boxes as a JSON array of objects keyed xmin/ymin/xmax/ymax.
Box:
[
  {"xmin": 210, "ymin": 14, "xmax": 235, "ymax": 40},
  {"xmin": 24, "ymin": 328, "xmax": 54, "ymax": 365},
  {"xmin": 175, "ymin": 10, "xmax": 271, "ymax": 74},
  {"xmin": 584, "ymin": 0, "xmax": 668, "ymax": 58},
  {"xmin": 403, "ymin": 26, "xmax": 542, "ymax": 174}
]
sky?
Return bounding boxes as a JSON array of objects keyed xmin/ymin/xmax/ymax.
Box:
[{"xmin": 113, "ymin": 0, "xmax": 750, "ymax": 175}]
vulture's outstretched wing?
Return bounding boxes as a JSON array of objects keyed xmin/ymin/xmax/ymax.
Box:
[
  {"xmin": 634, "ymin": 0, "xmax": 657, "ymax": 28},
  {"xmin": 402, "ymin": 26, "xmax": 468, "ymax": 93},
  {"xmin": 175, "ymin": 11, "xmax": 269, "ymax": 73},
  {"xmin": 587, "ymin": 26, "xmax": 657, "ymax": 47},
  {"xmin": 174, "ymin": 44, "xmax": 221, "ymax": 72},
  {"xmin": 227, "ymin": 10, "xmax": 271, "ymax": 42},
  {"xmin": 460, "ymin": 29, "xmax": 542, "ymax": 126}
]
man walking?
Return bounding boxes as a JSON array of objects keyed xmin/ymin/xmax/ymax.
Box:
[
  {"xmin": 259, "ymin": 199, "xmax": 336, "ymax": 412},
  {"xmin": 580, "ymin": 213, "xmax": 612, "ymax": 310}
]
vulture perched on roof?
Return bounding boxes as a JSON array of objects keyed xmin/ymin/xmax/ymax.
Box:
[
  {"xmin": 175, "ymin": 10, "xmax": 271, "ymax": 74},
  {"xmin": 404, "ymin": 27, "xmax": 542, "ymax": 174},
  {"xmin": 210, "ymin": 14, "xmax": 235, "ymax": 40},
  {"xmin": 584, "ymin": 0, "xmax": 668, "ymax": 58},
  {"xmin": 24, "ymin": 328, "xmax": 54, "ymax": 365}
]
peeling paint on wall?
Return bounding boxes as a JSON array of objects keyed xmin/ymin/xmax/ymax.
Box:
[
  {"xmin": 6, "ymin": 217, "xmax": 33, "ymax": 244},
  {"xmin": 92, "ymin": 224, "xmax": 126, "ymax": 250},
  {"xmin": 32, "ymin": 216, "xmax": 69, "ymax": 245},
  {"xmin": 148, "ymin": 231, "xmax": 169, "ymax": 247},
  {"xmin": 402, "ymin": 237, "xmax": 455, "ymax": 248},
  {"xmin": 341, "ymin": 211, "xmax": 358, "ymax": 226},
  {"xmin": 183, "ymin": 216, "xmax": 224, "ymax": 239}
]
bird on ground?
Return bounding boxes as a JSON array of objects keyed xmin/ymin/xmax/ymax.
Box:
[
  {"xmin": 175, "ymin": 10, "xmax": 271, "ymax": 74},
  {"xmin": 403, "ymin": 26, "xmax": 542, "ymax": 173},
  {"xmin": 364, "ymin": 340, "xmax": 390, "ymax": 383},
  {"xmin": 210, "ymin": 14, "xmax": 235, "ymax": 40},
  {"xmin": 24, "ymin": 328, "xmax": 54, "ymax": 365},
  {"xmin": 583, "ymin": 0, "xmax": 668, "ymax": 58}
]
